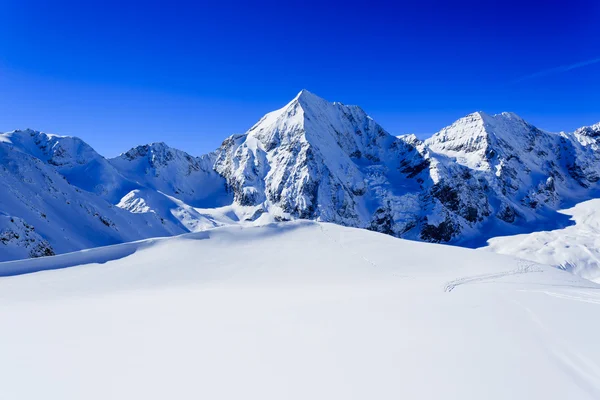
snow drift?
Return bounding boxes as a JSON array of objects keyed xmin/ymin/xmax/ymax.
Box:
[{"xmin": 0, "ymin": 222, "xmax": 599, "ymax": 399}]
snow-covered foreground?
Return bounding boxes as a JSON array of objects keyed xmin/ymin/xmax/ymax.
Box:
[
  {"xmin": 486, "ymin": 198, "xmax": 600, "ymax": 283},
  {"xmin": 1, "ymin": 222, "xmax": 600, "ymax": 399}
]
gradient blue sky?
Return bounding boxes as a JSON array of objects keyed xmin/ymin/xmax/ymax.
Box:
[{"xmin": 1, "ymin": 0, "xmax": 599, "ymax": 157}]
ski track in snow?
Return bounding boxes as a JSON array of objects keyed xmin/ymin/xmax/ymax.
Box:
[
  {"xmin": 0, "ymin": 222, "xmax": 600, "ymax": 399},
  {"xmin": 444, "ymin": 262, "xmax": 543, "ymax": 292}
]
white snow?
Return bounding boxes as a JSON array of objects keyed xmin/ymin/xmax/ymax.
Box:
[
  {"xmin": 0, "ymin": 222, "xmax": 599, "ymax": 399},
  {"xmin": 485, "ymin": 198, "xmax": 600, "ymax": 283},
  {"xmin": 3, "ymin": 91, "xmax": 600, "ymax": 289}
]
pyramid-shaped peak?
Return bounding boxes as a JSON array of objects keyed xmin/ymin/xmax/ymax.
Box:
[
  {"xmin": 447, "ymin": 111, "xmax": 529, "ymax": 130},
  {"xmin": 293, "ymin": 89, "xmax": 322, "ymax": 101},
  {"xmin": 470, "ymin": 111, "xmax": 489, "ymax": 119},
  {"xmin": 289, "ymin": 89, "xmax": 330, "ymax": 109}
]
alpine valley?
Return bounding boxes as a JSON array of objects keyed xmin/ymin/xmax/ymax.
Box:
[{"xmin": 2, "ymin": 90, "xmax": 600, "ymax": 270}]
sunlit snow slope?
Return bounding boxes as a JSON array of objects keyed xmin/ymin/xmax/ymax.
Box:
[
  {"xmin": 486, "ymin": 198, "xmax": 600, "ymax": 283},
  {"xmin": 1, "ymin": 222, "xmax": 599, "ymax": 400}
]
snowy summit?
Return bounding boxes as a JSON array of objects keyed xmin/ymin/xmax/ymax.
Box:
[{"xmin": 2, "ymin": 90, "xmax": 600, "ymax": 262}]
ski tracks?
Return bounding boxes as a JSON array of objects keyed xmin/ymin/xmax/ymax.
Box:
[{"xmin": 444, "ymin": 262, "xmax": 543, "ymax": 292}]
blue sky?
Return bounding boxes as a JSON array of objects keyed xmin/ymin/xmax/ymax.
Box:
[{"xmin": 1, "ymin": 0, "xmax": 599, "ymax": 157}]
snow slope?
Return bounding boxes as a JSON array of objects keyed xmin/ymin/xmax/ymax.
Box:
[
  {"xmin": 485, "ymin": 198, "xmax": 600, "ymax": 283},
  {"xmin": 214, "ymin": 90, "xmax": 434, "ymax": 232},
  {"xmin": 0, "ymin": 131, "xmax": 230, "ymax": 262},
  {"xmin": 0, "ymin": 135, "xmax": 185, "ymax": 261},
  {"xmin": 0, "ymin": 222, "xmax": 599, "ymax": 399},
  {"xmin": 215, "ymin": 91, "xmax": 600, "ymax": 245},
  {"xmin": 422, "ymin": 111, "xmax": 600, "ymax": 245},
  {"xmin": 3, "ymin": 91, "xmax": 600, "ymax": 265},
  {"xmin": 110, "ymin": 142, "xmax": 231, "ymax": 208},
  {"xmin": 1, "ymin": 129, "xmax": 137, "ymax": 202}
]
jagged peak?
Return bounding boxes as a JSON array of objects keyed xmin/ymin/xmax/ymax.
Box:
[
  {"xmin": 141, "ymin": 141, "xmax": 171, "ymax": 150},
  {"xmin": 291, "ymin": 89, "xmax": 328, "ymax": 106},
  {"xmin": 0, "ymin": 128, "xmax": 100, "ymax": 166},
  {"xmin": 575, "ymin": 121, "xmax": 600, "ymax": 137},
  {"xmin": 3, "ymin": 128, "xmax": 72, "ymax": 141},
  {"xmin": 249, "ymin": 90, "xmax": 372, "ymax": 133},
  {"xmin": 116, "ymin": 142, "xmax": 198, "ymax": 163},
  {"xmin": 425, "ymin": 110, "xmax": 541, "ymax": 162},
  {"xmin": 432, "ymin": 111, "xmax": 532, "ymax": 137},
  {"xmin": 122, "ymin": 142, "xmax": 175, "ymax": 154},
  {"xmin": 452, "ymin": 111, "xmax": 526, "ymax": 126},
  {"xmin": 468, "ymin": 111, "xmax": 489, "ymax": 119},
  {"xmin": 289, "ymin": 90, "xmax": 369, "ymax": 117}
]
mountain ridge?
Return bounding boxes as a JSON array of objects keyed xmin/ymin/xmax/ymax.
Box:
[{"xmin": 2, "ymin": 90, "xmax": 600, "ymax": 263}]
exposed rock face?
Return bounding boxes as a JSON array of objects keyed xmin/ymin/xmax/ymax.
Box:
[
  {"xmin": 0, "ymin": 131, "xmax": 186, "ymax": 262},
  {"xmin": 215, "ymin": 95, "xmax": 600, "ymax": 245},
  {"xmin": 391, "ymin": 112, "xmax": 598, "ymax": 243},
  {"xmin": 2, "ymin": 90, "xmax": 600, "ymax": 261},
  {"xmin": 0, "ymin": 215, "xmax": 55, "ymax": 260},
  {"xmin": 214, "ymin": 90, "xmax": 426, "ymax": 230}
]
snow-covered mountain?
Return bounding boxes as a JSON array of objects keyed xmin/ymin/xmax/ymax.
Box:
[
  {"xmin": 214, "ymin": 90, "xmax": 425, "ymax": 229},
  {"xmin": 2, "ymin": 90, "xmax": 600, "ymax": 264},
  {"xmin": 0, "ymin": 130, "xmax": 185, "ymax": 260},
  {"xmin": 4, "ymin": 92, "xmax": 600, "ymax": 399},
  {"xmin": 214, "ymin": 91, "xmax": 600, "ymax": 246},
  {"xmin": 110, "ymin": 142, "xmax": 231, "ymax": 208},
  {"xmin": 0, "ymin": 129, "xmax": 136, "ymax": 202},
  {"xmin": 419, "ymin": 111, "xmax": 600, "ymax": 245},
  {"xmin": 1, "ymin": 222, "xmax": 598, "ymax": 399}
]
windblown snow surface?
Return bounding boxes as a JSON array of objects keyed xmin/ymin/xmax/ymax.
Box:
[
  {"xmin": 486, "ymin": 198, "xmax": 600, "ymax": 283},
  {"xmin": 1, "ymin": 222, "xmax": 599, "ymax": 399}
]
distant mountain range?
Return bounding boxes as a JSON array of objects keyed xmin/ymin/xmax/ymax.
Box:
[{"xmin": 2, "ymin": 90, "xmax": 599, "ymax": 261}]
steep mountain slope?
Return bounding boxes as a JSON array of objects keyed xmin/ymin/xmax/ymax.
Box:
[
  {"xmin": 110, "ymin": 142, "xmax": 231, "ymax": 208},
  {"xmin": 0, "ymin": 214, "xmax": 54, "ymax": 260},
  {"xmin": 214, "ymin": 90, "xmax": 427, "ymax": 232},
  {"xmin": 1, "ymin": 222, "xmax": 598, "ymax": 399},
  {"xmin": 0, "ymin": 130, "xmax": 238, "ymax": 262},
  {"xmin": 213, "ymin": 91, "xmax": 600, "ymax": 245},
  {"xmin": 573, "ymin": 122, "xmax": 600, "ymax": 148},
  {"xmin": 2, "ymin": 91, "xmax": 600, "ymax": 264},
  {"xmin": 0, "ymin": 129, "xmax": 138, "ymax": 202},
  {"xmin": 422, "ymin": 112, "xmax": 600, "ymax": 245},
  {"xmin": 0, "ymin": 131, "xmax": 186, "ymax": 261}
]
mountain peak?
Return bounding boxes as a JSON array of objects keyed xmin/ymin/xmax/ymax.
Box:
[
  {"xmin": 463, "ymin": 111, "xmax": 525, "ymax": 124},
  {"xmin": 3, "ymin": 128, "xmax": 70, "ymax": 142},
  {"xmin": 469, "ymin": 111, "xmax": 489, "ymax": 119},
  {"xmin": 293, "ymin": 88, "xmax": 319, "ymax": 101},
  {"xmin": 290, "ymin": 89, "xmax": 329, "ymax": 111},
  {"xmin": 425, "ymin": 110, "xmax": 539, "ymax": 169},
  {"xmin": 117, "ymin": 142, "xmax": 179, "ymax": 160},
  {"xmin": 575, "ymin": 122, "xmax": 600, "ymax": 138},
  {"xmin": 497, "ymin": 111, "xmax": 523, "ymax": 121}
]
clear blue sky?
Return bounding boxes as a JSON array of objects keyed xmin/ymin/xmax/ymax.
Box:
[{"xmin": 1, "ymin": 0, "xmax": 599, "ymax": 157}]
